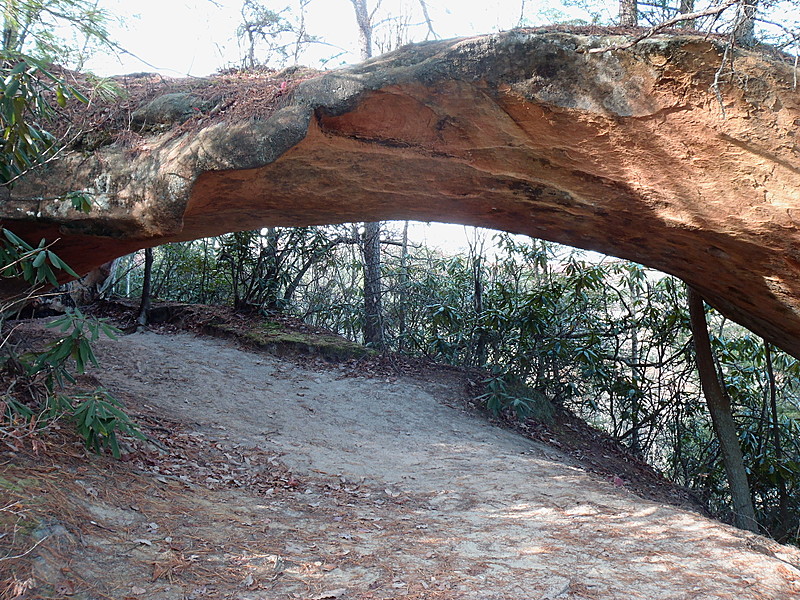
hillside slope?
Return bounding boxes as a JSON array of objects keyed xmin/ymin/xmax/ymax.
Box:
[{"xmin": 3, "ymin": 325, "xmax": 800, "ymax": 600}]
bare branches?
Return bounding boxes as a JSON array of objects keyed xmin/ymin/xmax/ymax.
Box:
[
  {"xmin": 584, "ymin": 0, "xmax": 741, "ymax": 53},
  {"xmin": 417, "ymin": 0, "xmax": 437, "ymax": 40},
  {"xmin": 347, "ymin": 0, "xmax": 373, "ymax": 60}
]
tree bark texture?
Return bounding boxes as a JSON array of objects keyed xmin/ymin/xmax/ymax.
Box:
[
  {"xmin": 350, "ymin": 0, "xmax": 372, "ymax": 60},
  {"xmin": 687, "ymin": 286, "xmax": 758, "ymax": 532},
  {"xmin": 619, "ymin": 0, "xmax": 638, "ymax": 26},
  {"xmin": 361, "ymin": 221, "xmax": 384, "ymax": 349},
  {"xmin": 136, "ymin": 247, "xmax": 154, "ymax": 329},
  {"xmin": 349, "ymin": 0, "xmax": 385, "ymax": 349},
  {"xmin": 765, "ymin": 341, "xmax": 790, "ymax": 540},
  {"xmin": 679, "ymin": 0, "xmax": 695, "ymax": 27},
  {"xmin": 733, "ymin": 0, "xmax": 758, "ymax": 47}
]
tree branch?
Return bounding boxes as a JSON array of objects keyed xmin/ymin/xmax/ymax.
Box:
[{"xmin": 584, "ymin": 0, "xmax": 740, "ymax": 53}]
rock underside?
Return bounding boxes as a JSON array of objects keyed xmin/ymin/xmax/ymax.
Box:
[{"xmin": 2, "ymin": 30, "xmax": 799, "ymax": 356}]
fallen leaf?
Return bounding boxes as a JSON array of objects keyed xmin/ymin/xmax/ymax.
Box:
[{"xmin": 56, "ymin": 580, "xmax": 76, "ymax": 596}]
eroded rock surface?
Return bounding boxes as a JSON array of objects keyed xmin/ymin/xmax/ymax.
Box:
[{"xmin": 2, "ymin": 31, "xmax": 799, "ymax": 355}]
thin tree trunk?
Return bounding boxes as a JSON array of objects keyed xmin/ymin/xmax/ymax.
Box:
[
  {"xmin": 472, "ymin": 253, "xmax": 486, "ymax": 367},
  {"xmin": 687, "ymin": 286, "xmax": 758, "ymax": 532},
  {"xmin": 679, "ymin": 0, "xmax": 695, "ymax": 27},
  {"xmin": 263, "ymin": 227, "xmax": 280, "ymax": 309},
  {"xmin": 733, "ymin": 0, "xmax": 758, "ymax": 47},
  {"xmin": 201, "ymin": 239, "xmax": 208, "ymax": 304},
  {"xmin": 136, "ymin": 247, "xmax": 154, "ymax": 330},
  {"xmin": 125, "ymin": 255, "xmax": 131, "ymax": 297},
  {"xmin": 361, "ymin": 221, "xmax": 384, "ymax": 349},
  {"xmin": 619, "ymin": 0, "xmax": 638, "ymax": 27},
  {"xmin": 349, "ymin": 0, "xmax": 385, "ymax": 349},
  {"xmin": 517, "ymin": 0, "xmax": 527, "ymax": 28},
  {"xmin": 418, "ymin": 0, "xmax": 437, "ymax": 39},
  {"xmin": 765, "ymin": 341, "xmax": 790, "ymax": 541},
  {"xmin": 398, "ymin": 221, "xmax": 409, "ymax": 352},
  {"xmin": 629, "ymin": 277, "xmax": 642, "ymax": 456},
  {"xmin": 350, "ymin": 0, "xmax": 372, "ymax": 60}
]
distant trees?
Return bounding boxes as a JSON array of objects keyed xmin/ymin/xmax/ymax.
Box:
[
  {"xmin": 539, "ymin": 0, "xmax": 796, "ymax": 51},
  {"xmin": 625, "ymin": 0, "xmax": 797, "ymax": 48},
  {"xmin": 108, "ymin": 227, "xmax": 800, "ymax": 540},
  {"xmin": 237, "ymin": 0, "xmax": 320, "ymax": 68}
]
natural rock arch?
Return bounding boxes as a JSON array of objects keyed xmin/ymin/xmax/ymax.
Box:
[{"xmin": 2, "ymin": 31, "xmax": 800, "ymax": 356}]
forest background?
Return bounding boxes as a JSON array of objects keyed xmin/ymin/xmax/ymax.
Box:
[{"xmin": 2, "ymin": 0, "xmax": 800, "ymax": 547}]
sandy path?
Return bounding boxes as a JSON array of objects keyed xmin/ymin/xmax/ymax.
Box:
[{"xmin": 77, "ymin": 330, "xmax": 800, "ymax": 599}]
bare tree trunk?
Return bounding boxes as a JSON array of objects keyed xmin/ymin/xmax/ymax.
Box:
[
  {"xmin": 687, "ymin": 287, "xmax": 758, "ymax": 532},
  {"xmin": 350, "ymin": 0, "xmax": 372, "ymax": 60},
  {"xmin": 733, "ymin": 0, "xmax": 758, "ymax": 47},
  {"xmin": 471, "ymin": 253, "xmax": 487, "ymax": 367},
  {"xmin": 349, "ymin": 0, "xmax": 385, "ymax": 349},
  {"xmin": 619, "ymin": 0, "xmax": 638, "ymax": 26},
  {"xmin": 629, "ymin": 277, "xmax": 642, "ymax": 456},
  {"xmin": 517, "ymin": 0, "xmax": 527, "ymax": 28},
  {"xmin": 765, "ymin": 341, "xmax": 790, "ymax": 541},
  {"xmin": 418, "ymin": 0, "xmax": 437, "ymax": 39},
  {"xmin": 263, "ymin": 227, "xmax": 280, "ymax": 309},
  {"xmin": 398, "ymin": 221, "xmax": 409, "ymax": 352},
  {"xmin": 679, "ymin": 0, "xmax": 695, "ymax": 27},
  {"xmin": 361, "ymin": 221, "xmax": 384, "ymax": 349},
  {"xmin": 136, "ymin": 247, "xmax": 154, "ymax": 330}
]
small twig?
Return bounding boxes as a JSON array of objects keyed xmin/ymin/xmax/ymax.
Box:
[
  {"xmin": 0, "ymin": 535, "xmax": 49, "ymax": 562},
  {"xmin": 583, "ymin": 0, "xmax": 740, "ymax": 54},
  {"xmin": 711, "ymin": 35, "xmax": 735, "ymax": 119}
]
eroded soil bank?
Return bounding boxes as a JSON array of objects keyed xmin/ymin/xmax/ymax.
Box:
[{"xmin": 2, "ymin": 323, "xmax": 800, "ymax": 599}]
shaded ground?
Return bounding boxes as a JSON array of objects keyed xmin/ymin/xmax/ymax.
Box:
[{"xmin": 2, "ymin": 315, "xmax": 800, "ymax": 599}]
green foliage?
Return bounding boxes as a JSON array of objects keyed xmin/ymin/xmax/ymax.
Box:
[
  {"xmin": 0, "ymin": 50, "xmax": 138, "ymax": 457},
  {"xmin": 0, "ymin": 225, "xmax": 136, "ymax": 457},
  {"xmin": 478, "ymin": 370, "xmax": 556, "ymax": 423},
  {"xmin": 0, "ymin": 265, "xmax": 140, "ymax": 457},
  {"xmin": 31, "ymin": 309, "xmax": 117, "ymax": 388},
  {"xmin": 67, "ymin": 389, "xmax": 145, "ymax": 458},
  {"xmin": 112, "ymin": 222, "xmax": 800, "ymax": 542},
  {"xmin": 1, "ymin": 55, "xmax": 73, "ymax": 183},
  {"xmin": 0, "ymin": 227, "xmax": 78, "ymax": 286},
  {"xmin": 1, "ymin": 0, "xmax": 114, "ymax": 69}
]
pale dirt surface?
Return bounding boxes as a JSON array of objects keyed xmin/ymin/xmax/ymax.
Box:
[{"xmin": 6, "ymin": 327, "xmax": 800, "ymax": 600}]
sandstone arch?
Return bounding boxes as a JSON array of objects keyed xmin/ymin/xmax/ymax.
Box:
[{"xmin": 2, "ymin": 31, "xmax": 800, "ymax": 356}]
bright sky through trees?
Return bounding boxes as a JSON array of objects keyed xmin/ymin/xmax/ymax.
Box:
[
  {"xmin": 79, "ymin": 0, "xmax": 796, "ymax": 255},
  {"xmin": 87, "ymin": 0, "xmax": 598, "ymax": 76},
  {"xmin": 82, "ymin": 0, "xmax": 595, "ymax": 254}
]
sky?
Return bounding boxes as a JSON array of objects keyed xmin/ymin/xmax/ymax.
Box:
[
  {"xmin": 87, "ymin": 0, "xmax": 599, "ymax": 77},
  {"xmin": 80, "ymin": 0, "xmax": 597, "ymax": 254},
  {"xmin": 44, "ymin": 0, "xmax": 798, "ymax": 257}
]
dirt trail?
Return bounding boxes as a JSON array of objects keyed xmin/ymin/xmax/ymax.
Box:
[{"xmin": 6, "ymin": 328, "xmax": 800, "ymax": 599}]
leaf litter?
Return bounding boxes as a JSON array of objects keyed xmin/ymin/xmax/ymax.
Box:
[{"xmin": 2, "ymin": 316, "xmax": 800, "ymax": 600}]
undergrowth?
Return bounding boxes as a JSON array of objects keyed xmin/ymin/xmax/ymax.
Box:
[{"xmin": 1, "ymin": 228, "xmax": 144, "ymax": 458}]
